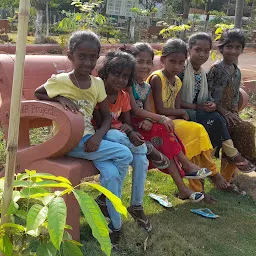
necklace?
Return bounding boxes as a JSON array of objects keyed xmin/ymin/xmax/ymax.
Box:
[
  {"xmin": 73, "ymin": 72, "xmax": 81, "ymax": 89},
  {"xmin": 73, "ymin": 72, "xmax": 91, "ymax": 89}
]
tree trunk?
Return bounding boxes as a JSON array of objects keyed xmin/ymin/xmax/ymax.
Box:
[
  {"xmin": 182, "ymin": 0, "xmax": 191, "ymax": 24},
  {"xmin": 35, "ymin": 9, "xmax": 43, "ymax": 43},
  {"xmin": 204, "ymin": 0, "xmax": 210, "ymax": 32},
  {"xmin": 46, "ymin": 1, "xmax": 49, "ymax": 37},
  {"xmin": 251, "ymin": 0, "xmax": 256, "ymax": 20},
  {"xmin": 234, "ymin": 0, "xmax": 244, "ymax": 28}
]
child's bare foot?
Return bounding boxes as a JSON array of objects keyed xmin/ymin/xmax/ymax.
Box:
[
  {"xmin": 210, "ymin": 173, "xmax": 230, "ymax": 190},
  {"xmin": 182, "ymin": 162, "xmax": 201, "ymax": 173},
  {"xmin": 177, "ymin": 187, "xmax": 204, "ymax": 203},
  {"xmin": 202, "ymin": 194, "xmax": 217, "ymax": 204}
]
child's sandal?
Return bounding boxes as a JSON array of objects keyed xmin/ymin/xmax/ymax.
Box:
[{"xmin": 225, "ymin": 154, "xmax": 256, "ymax": 173}]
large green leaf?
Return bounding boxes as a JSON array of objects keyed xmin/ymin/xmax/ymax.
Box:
[
  {"xmin": 0, "ymin": 235, "xmax": 13, "ymax": 256},
  {"xmin": 36, "ymin": 242, "xmax": 57, "ymax": 256},
  {"xmin": 27, "ymin": 204, "xmax": 48, "ymax": 231},
  {"xmin": 73, "ymin": 189, "xmax": 111, "ymax": 256},
  {"xmin": 30, "ymin": 173, "xmax": 72, "ymax": 185},
  {"xmin": 83, "ymin": 182, "xmax": 127, "ymax": 217},
  {"xmin": 33, "ymin": 180, "xmax": 72, "ymax": 189},
  {"xmin": 42, "ymin": 194, "xmax": 55, "ymax": 206},
  {"xmin": 2, "ymin": 223, "xmax": 26, "ymax": 232},
  {"xmin": 12, "ymin": 191, "xmax": 21, "ymax": 202},
  {"xmin": 62, "ymin": 241, "xmax": 83, "ymax": 256},
  {"xmin": 12, "ymin": 180, "xmax": 29, "ymax": 187},
  {"xmin": 48, "ymin": 197, "xmax": 67, "ymax": 250},
  {"xmin": 21, "ymin": 187, "xmax": 51, "ymax": 198}
]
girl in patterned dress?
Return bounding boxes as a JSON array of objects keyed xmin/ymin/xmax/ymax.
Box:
[{"xmin": 207, "ymin": 29, "xmax": 256, "ymax": 170}]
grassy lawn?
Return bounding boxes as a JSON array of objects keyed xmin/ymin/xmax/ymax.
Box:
[{"xmin": 80, "ymin": 171, "xmax": 256, "ymax": 256}]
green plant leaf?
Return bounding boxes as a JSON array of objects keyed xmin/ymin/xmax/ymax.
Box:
[
  {"xmin": 2, "ymin": 223, "xmax": 26, "ymax": 232},
  {"xmin": 27, "ymin": 204, "xmax": 48, "ymax": 231},
  {"xmin": 36, "ymin": 242, "xmax": 57, "ymax": 256},
  {"xmin": 34, "ymin": 180, "xmax": 72, "ymax": 189},
  {"xmin": 13, "ymin": 180, "xmax": 29, "ymax": 187},
  {"xmin": 83, "ymin": 182, "xmax": 128, "ymax": 217},
  {"xmin": 73, "ymin": 189, "xmax": 111, "ymax": 256},
  {"xmin": 30, "ymin": 173, "xmax": 72, "ymax": 185},
  {"xmin": 15, "ymin": 209, "xmax": 27, "ymax": 220},
  {"xmin": 27, "ymin": 228, "xmax": 40, "ymax": 237},
  {"xmin": 16, "ymin": 173, "xmax": 29, "ymax": 180},
  {"xmin": 0, "ymin": 235, "xmax": 13, "ymax": 256},
  {"xmin": 48, "ymin": 197, "xmax": 67, "ymax": 250},
  {"xmin": 12, "ymin": 191, "xmax": 21, "ymax": 202},
  {"xmin": 42, "ymin": 194, "xmax": 55, "ymax": 206},
  {"xmin": 21, "ymin": 187, "xmax": 51, "ymax": 198},
  {"xmin": 7, "ymin": 199, "xmax": 19, "ymax": 215},
  {"xmin": 62, "ymin": 241, "xmax": 83, "ymax": 256}
]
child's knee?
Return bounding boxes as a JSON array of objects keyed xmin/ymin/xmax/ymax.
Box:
[{"xmin": 119, "ymin": 145, "xmax": 133, "ymax": 163}]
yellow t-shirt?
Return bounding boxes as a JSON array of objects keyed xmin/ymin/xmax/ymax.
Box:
[{"xmin": 44, "ymin": 72, "xmax": 107, "ymax": 136}]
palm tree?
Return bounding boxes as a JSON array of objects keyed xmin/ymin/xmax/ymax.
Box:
[{"xmin": 31, "ymin": 0, "xmax": 49, "ymax": 43}]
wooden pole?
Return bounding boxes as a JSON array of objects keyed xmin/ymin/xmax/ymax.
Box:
[{"xmin": 0, "ymin": 0, "xmax": 30, "ymax": 225}]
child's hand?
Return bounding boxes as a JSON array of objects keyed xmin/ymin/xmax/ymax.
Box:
[
  {"xmin": 139, "ymin": 120, "xmax": 153, "ymax": 131},
  {"xmin": 224, "ymin": 112, "xmax": 241, "ymax": 126},
  {"xmin": 84, "ymin": 134, "xmax": 101, "ymax": 152},
  {"xmin": 119, "ymin": 124, "xmax": 133, "ymax": 134},
  {"xmin": 128, "ymin": 131, "xmax": 145, "ymax": 146},
  {"xmin": 204, "ymin": 102, "xmax": 216, "ymax": 112},
  {"xmin": 162, "ymin": 117, "xmax": 174, "ymax": 132},
  {"xmin": 56, "ymin": 96, "xmax": 79, "ymax": 113},
  {"xmin": 180, "ymin": 110, "xmax": 189, "ymax": 121}
]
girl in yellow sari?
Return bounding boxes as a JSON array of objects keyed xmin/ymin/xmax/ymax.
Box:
[{"xmin": 148, "ymin": 39, "xmax": 231, "ymax": 202}]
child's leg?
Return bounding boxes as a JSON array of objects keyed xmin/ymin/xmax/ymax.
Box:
[
  {"xmin": 166, "ymin": 160, "xmax": 204, "ymax": 202},
  {"xmin": 104, "ymin": 129, "xmax": 151, "ymax": 230},
  {"xmin": 104, "ymin": 130, "xmax": 148, "ymax": 205},
  {"xmin": 178, "ymin": 151, "xmax": 204, "ymax": 173},
  {"xmin": 67, "ymin": 134, "xmax": 133, "ymax": 230},
  {"xmin": 189, "ymin": 150, "xmax": 229, "ymax": 191}
]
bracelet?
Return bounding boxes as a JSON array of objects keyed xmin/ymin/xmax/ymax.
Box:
[
  {"xmin": 126, "ymin": 129, "xmax": 133, "ymax": 137},
  {"xmin": 158, "ymin": 115, "xmax": 167, "ymax": 124},
  {"xmin": 144, "ymin": 117, "xmax": 153, "ymax": 123}
]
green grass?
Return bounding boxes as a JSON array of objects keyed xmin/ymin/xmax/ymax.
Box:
[{"xmin": 80, "ymin": 171, "xmax": 256, "ymax": 256}]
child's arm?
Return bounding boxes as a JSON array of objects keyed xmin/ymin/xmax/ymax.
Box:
[
  {"xmin": 84, "ymin": 99, "xmax": 111, "ymax": 152},
  {"xmin": 150, "ymin": 75, "xmax": 189, "ymax": 120},
  {"xmin": 120, "ymin": 111, "xmax": 145, "ymax": 146},
  {"xmin": 35, "ymin": 85, "xmax": 79, "ymax": 112},
  {"xmin": 126, "ymin": 87, "xmax": 174, "ymax": 131},
  {"xmin": 207, "ymin": 66, "xmax": 240, "ymax": 125}
]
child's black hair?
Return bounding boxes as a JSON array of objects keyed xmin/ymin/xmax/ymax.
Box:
[
  {"xmin": 218, "ymin": 28, "xmax": 245, "ymax": 50},
  {"xmin": 98, "ymin": 50, "xmax": 136, "ymax": 87},
  {"xmin": 68, "ymin": 30, "xmax": 101, "ymax": 54},
  {"xmin": 162, "ymin": 39, "xmax": 187, "ymax": 58},
  {"xmin": 130, "ymin": 42, "xmax": 154, "ymax": 60},
  {"xmin": 188, "ymin": 32, "xmax": 212, "ymax": 49}
]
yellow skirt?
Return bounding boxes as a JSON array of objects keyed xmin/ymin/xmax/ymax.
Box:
[{"xmin": 173, "ymin": 119, "xmax": 213, "ymax": 160}]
